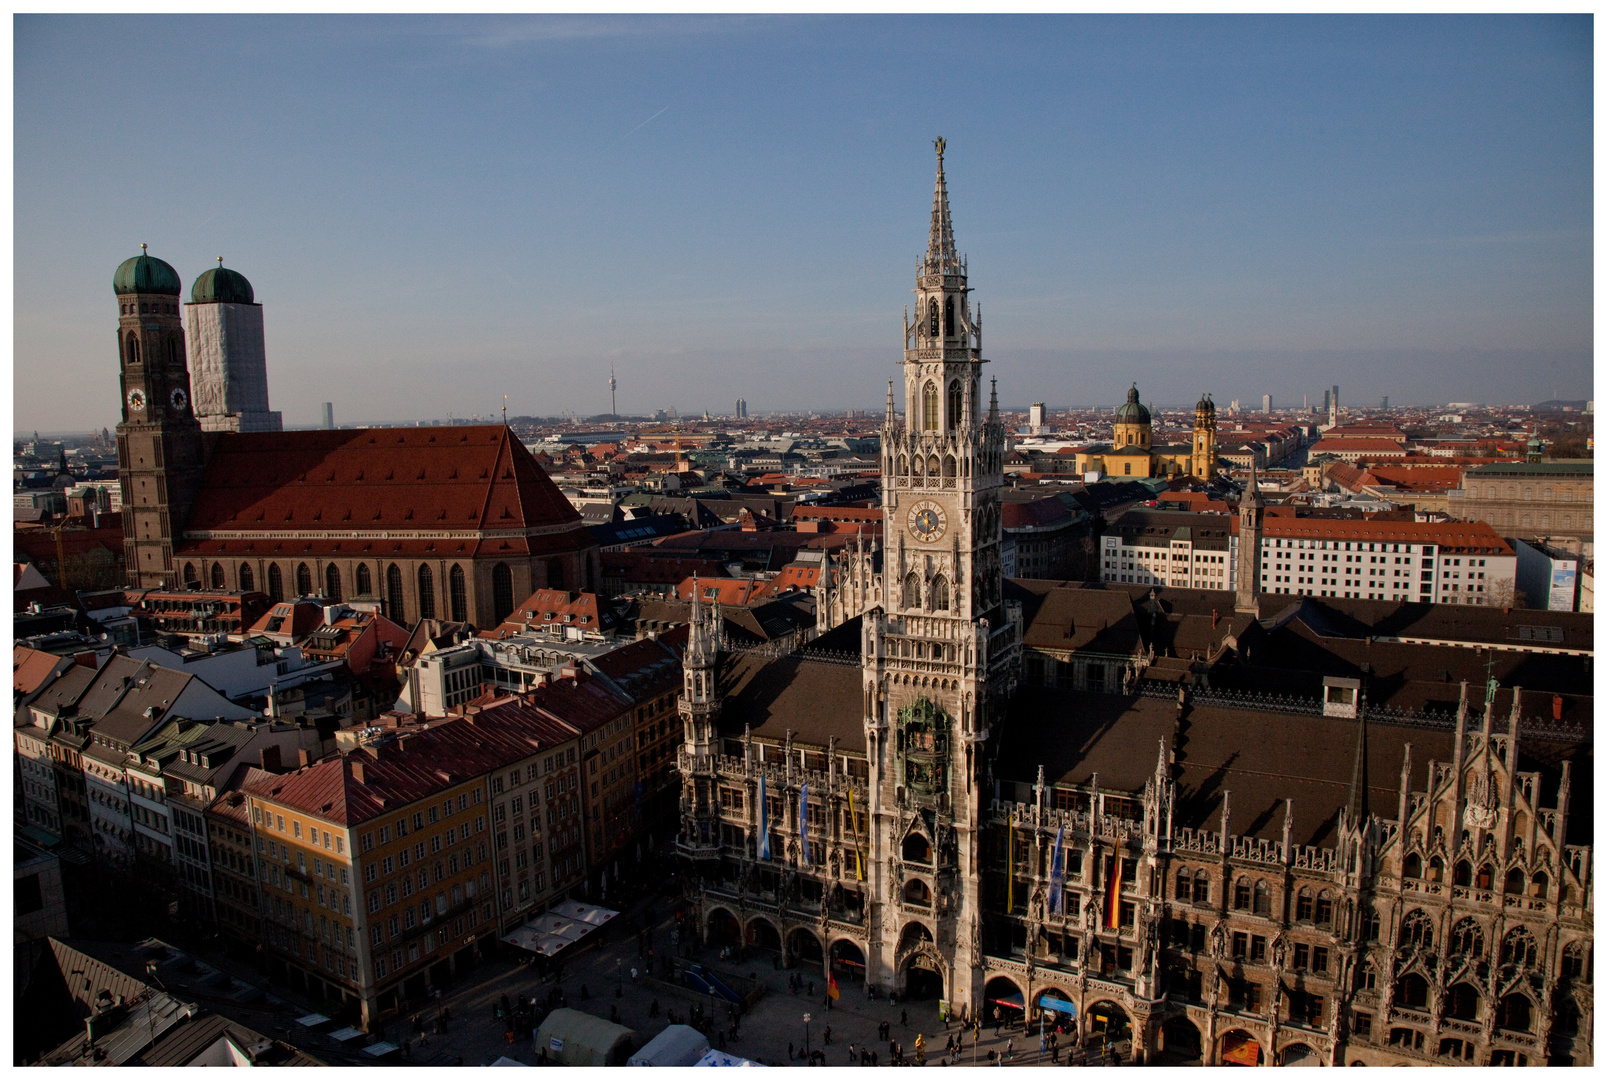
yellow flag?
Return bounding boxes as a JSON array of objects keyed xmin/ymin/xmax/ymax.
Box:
[{"xmin": 1007, "ymin": 816, "xmax": 1015, "ymax": 913}]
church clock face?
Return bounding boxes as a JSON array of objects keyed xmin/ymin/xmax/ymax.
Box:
[
  {"xmin": 127, "ymin": 388, "xmax": 146, "ymax": 413},
  {"xmin": 908, "ymin": 500, "xmax": 947, "ymax": 543},
  {"xmin": 169, "ymin": 386, "xmax": 189, "ymax": 412}
]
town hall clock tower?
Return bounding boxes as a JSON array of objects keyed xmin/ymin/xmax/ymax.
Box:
[{"xmin": 860, "ymin": 139, "xmax": 1020, "ymax": 1014}]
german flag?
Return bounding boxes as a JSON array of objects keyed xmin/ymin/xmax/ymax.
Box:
[{"xmin": 1103, "ymin": 852, "xmax": 1123, "ymax": 930}]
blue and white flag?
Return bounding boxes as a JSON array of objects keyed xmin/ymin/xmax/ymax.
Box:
[
  {"xmin": 1048, "ymin": 824, "xmax": 1065, "ymax": 914},
  {"xmin": 758, "ymin": 774, "xmax": 769, "ymax": 860},
  {"xmin": 799, "ymin": 782, "xmax": 810, "ymax": 865}
]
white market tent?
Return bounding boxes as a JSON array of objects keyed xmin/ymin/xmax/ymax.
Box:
[
  {"xmin": 535, "ymin": 1008, "xmax": 636, "ymax": 1068},
  {"xmin": 694, "ymin": 1049, "xmax": 765, "ymax": 1067},
  {"xmin": 489, "ymin": 1056, "xmax": 529, "ymax": 1067},
  {"xmin": 501, "ymin": 902, "xmax": 619, "ymax": 957},
  {"xmin": 627, "ymin": 1025, "xmax": 709, "ymax": 1067}
]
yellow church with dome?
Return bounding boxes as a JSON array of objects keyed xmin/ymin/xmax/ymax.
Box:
[{"xmin": 1075, "ymin": 384, "xmax": 1218, "ymax": 480}]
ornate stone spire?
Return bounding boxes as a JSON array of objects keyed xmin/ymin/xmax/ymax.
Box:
[{"xmin": 926, "ymin": 137, "xmax": 959, "ymax": 272}]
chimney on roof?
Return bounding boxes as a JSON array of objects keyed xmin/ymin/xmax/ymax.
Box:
[
  {"xmin": 351, "ymin": 760, "xmax": 365, "ymax": 784},
  {"xmin": 298, "ymin": 748, "xmax": 312, "ymax": 768},
  {"xmin": 260, "ymin": 745, "xmax": 282, "ymax": 772},
  {"xmin": 72, "ymin": 651, "xmax": 98, "ymax": 669}
]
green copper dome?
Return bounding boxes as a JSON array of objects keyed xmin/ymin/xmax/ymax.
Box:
[
  {"xmin": 113, "ymin": 250, "xmax": 182, "ymax": 296},
  {"xmin": 1115, "ymin": 383, "xmax": 1151, "ymax": 425},
  {"xmin": 190, "ymin": 263, "xmax": 255, "ymax": 305}
]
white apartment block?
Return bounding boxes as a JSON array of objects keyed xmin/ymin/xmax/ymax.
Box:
[{"xmin": 1101, "ymin": 510, "xmax": 1517, "ymax": 606}]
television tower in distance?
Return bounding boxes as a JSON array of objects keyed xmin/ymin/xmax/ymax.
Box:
[{"xmin": 609, "ymin": 365, "xmax": 618, "ymax": 418}]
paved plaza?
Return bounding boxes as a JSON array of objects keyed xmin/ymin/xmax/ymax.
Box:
[{"xmin": 392, "ymin": 895, "xmax": 1116, "ymax": 1068}]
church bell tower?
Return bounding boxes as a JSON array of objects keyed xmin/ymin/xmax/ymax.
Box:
[
  {"xmin": 861, "ymin": 140, "xmax": 1016, "ymax": 1013},
  {"xmin": 114, "ymin": 248, "xmax": 206, "ymax": 589}
]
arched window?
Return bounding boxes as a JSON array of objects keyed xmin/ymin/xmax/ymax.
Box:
[
  {"xmin": 1315, "ymin": 890, "xmax": 1334, "ymax": 927},
  {"xmin": 267, "ymin": 564, "xmax": 284, "ymax": 601},
  {"xmin": 922, "ymin": 382, "xmax": 939, "ymax": 431},
  {"xmin": 1400, "ymin": 909, "xmax": 1434, "ymax": 950},
  {"xmin": 1403, "ymin": 852, "xmax": 1422, "ymax": 879},
  {"xmin": 1560, "ymin": 941, "xmax": 1590, "ymax": 983},
  {"xmin": 947, "ymin": 382, "xmax": 964, "ymax": 428},
  {"xmin": 928, "ymin": 299, "xmax": 939, "ymax": 337},
  {"xmin": 943, "ymin": 296, "xmax": 954, "ymax": 337},
  {"xmin": 126, "ymin": 333, "xmax": 140, "ymax": 365},
  {"xmin": 168, "ymin": 338, "xmax": 178, "ymax": 365},
  {"xmin": 903, "ymin": 572, "xmax": 922, "ymax": 610},
  {"xmin": 492, "ymin": 563, "xmax": 514, "ymax": 622},
  {"xmin": 1450, "ymin": 917, "xmax": 1484, "ymax": 958},
  {"xmin": 1174, "ymin": 868, "xmax": 1191, "ymax": 902},
  {"xmin": 903, "ymin": 878, "xmax": 932, "ymax": 905},
  {"xmin": 1446, "ymin": 983, "xmax": 1480, "ymax": 1021},
  {"xmin": 448, "ymin": 564, "xmax": 467, "ymax": 622},
  {"xmin": 295, "ymin": 563, "xmax": 313, "ymax": 596},
  {"xmin": 1529, "ymin": 870, "xmax": 1548, "ymax": 899},
  {"xmin": 1192, "ymin": 869, "xmax": 1209, "ymax": 904},
  {"xmin": 901, "ymin": 833, "xmax": 933, "ymax": 863},
  {"xmin": 417, "ymin": 564, "xmax": 436, "ymax": 620},
  {"xmin": 325, "ymin": 563, "xmax": 342, "ymax": 602},
  {"xmin": 210, "ymin": 562, "xmax": 225, "ymax": 588},
  {"xmin": 182, "ymin": 562, "xmax": 199, "ymax": 588},
  {"xmin": 1504, "ymin": 867, "xmax": 1525, "ymax": 895},
  {"xmin": 1233, "ymin": 878, "xmax": 1250, "ymax": 910},
  {"xmin": 1296, "ymin": 887, "xmax": 1313, "ymax": 921},
  {"xmin": 1475, "ymin": 863, "xmax": 1493, "ymax": 890},
  {"xmin": 1429, "ymin": 855, "xmax": 1445, "ymax": 882},
  {"xmin": 1394, "ymin": 972, "xmax": 1430, "ymax": 1009},
  {"xmin": 1253, "ymin": 880, "xmax": 1270, "ymax": 916},
  {"xmin": 1501, "ymin": 926, "xmax": 1536, "ymax": 968},
  {"xmin": 930, "ymin": 574, "xmax": 949, "ymax": 612},
  {"xmin": 355, "ymin": 563, "xmax": 373, "ymax": 597},
  {"xmin": 386, "ymin": 564, "xmax": 405, "ymax": 624},
  {"xmin": 1496, "ymin": 994, "xmax": 1532, "ymax": 1033},
  {"xmin": 239, "ymin": 563, "xmax": 254, "ymax": 592},
  {"xmin": 1454, "ymin": 860, "xmax": 1472, "ymax": 886}
]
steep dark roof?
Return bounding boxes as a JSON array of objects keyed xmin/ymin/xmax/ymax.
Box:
[{"xmin": 715, "ymin": 652, "xmax": 865, "ymax": 752}]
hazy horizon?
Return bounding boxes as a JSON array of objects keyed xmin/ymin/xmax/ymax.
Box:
[{"xmin": 15, "ymin": 15, "xmax": 1593, "ymax": 433}]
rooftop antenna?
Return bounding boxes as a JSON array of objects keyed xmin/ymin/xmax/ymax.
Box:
[
  {"xmin": 610, "ymin": 365, "xmax": 618, "ymax": 418},
  {"xmin": 502, "ymin": 395, "xmax": 508, "ymax": 427}
]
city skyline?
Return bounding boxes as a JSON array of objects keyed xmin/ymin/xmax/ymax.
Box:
[{"xmin": 15, "ymin": 14, "xmax": 1593, "ymax": 432}]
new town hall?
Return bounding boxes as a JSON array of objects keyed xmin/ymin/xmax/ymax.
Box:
[{"xmin": 675, "ymin": 144, "xmax": 1593, "ymax": 1066}]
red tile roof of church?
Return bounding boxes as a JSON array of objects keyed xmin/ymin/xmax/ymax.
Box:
[{"xmin": 177, "ymin": 426, "xmax": 588, "ymax": 560}]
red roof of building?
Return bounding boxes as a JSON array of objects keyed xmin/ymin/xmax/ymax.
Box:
[
  {"xmin": 675, "ymin": 577, "xmax": 776, "ymax": 604},
  {"xmin": 481, "ymin": 589, "xmax": 617, "ymax": 638},
  {"xmin": 1231, "ymin": 516, "xmax": 1512, "ymax": 555},
  {"xmin": 768, "ymin": 564, "xmax": 822, "ymax": 590},
  {"xmin": 1358, "ymin": 466, "xmax": 1466, "ymax": 493},
  {"xmin": 177, "ymin": 426, "xmax": 590, "ymax": 561},
  {"xmin": 1314, "ymin": 438, "xmax": 1407, "ymax": 455},
  {"xmin": 13, "ymin": 645, "xmax": 69, "ymax": 697}
]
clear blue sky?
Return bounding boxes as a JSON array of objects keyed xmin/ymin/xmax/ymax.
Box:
[{"xmin": 14, "ymin": 14, "xmax": 1593, "ymax": 432}]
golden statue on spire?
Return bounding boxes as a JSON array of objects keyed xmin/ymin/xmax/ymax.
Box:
[{"xmin": 934, "ymin": 136, "xmax": 945, "ymax": 157}]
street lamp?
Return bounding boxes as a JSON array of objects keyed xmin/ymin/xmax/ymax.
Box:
[{"xmin": 803, "ymin": 1012, "xmax": 812, "ymax": 1058}]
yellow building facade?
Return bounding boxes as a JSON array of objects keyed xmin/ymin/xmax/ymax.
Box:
[{"xmin": 1077, "ymin": 385, "xmax": 1216, "ymax": 480}]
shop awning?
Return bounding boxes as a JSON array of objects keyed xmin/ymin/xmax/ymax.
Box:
[
  {"xmin": 1037, "ymin": 997, "xmax": 1076, "ymax": 1017},
  {"xmin": 987, "ymin": 991, "xmax": 1025, "ymax": 1011},
  {"xmin": 1221, "ymin": 1035, "xmax": 1262, "ymax": 1067}
]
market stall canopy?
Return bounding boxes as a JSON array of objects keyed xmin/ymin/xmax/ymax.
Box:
[{"xmin": 627, "ymin": 1024, "xmax": 710, "ymax": 1067}]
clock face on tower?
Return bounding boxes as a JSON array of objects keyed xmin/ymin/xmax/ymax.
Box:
[
  {"xmin": 908, "ymin": 500, "xmax": 947, "ymax": 543},
  {"xmin": 169, "ymin": 386, "xmax": 189, "ymax": 412},
  {"xmin": 127, "ymin": 388, "xmax": 146, "ymax": 413}
]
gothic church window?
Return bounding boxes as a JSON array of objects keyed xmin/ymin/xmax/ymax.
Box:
[
  {"xmin": 1501, "ymin": 926, "xmax": 1536, "ymax": 968},
  {"xmin": 943, "ymin": 297, "xmax": 954, "ymax": 337},
  {"xmin": 923, "ymin": 382, "xmax": 939, "ymax": 431},
  {"xmin": 356, "ymin": 563, "xmax": 372, "ymax": 597},
  {"xmin": 267, "ymin": 564, "xmax": 284, "ymax": 601},
  {"xmin": 904, "ymin": 572, "xmax": 922, "ymax": 609},
  {"xmin": 1400, "ymin": 908, "xmax": 1434, "ymax": 950},
  {"xmin": 448, "ymin": 564, "xmax": 468, "ymax": 622},
  {"xmin": 211, "ymin": 562, "xmax": 225, "ymax": 588},
  {"xmin": 296, "ymin": 563, "xmax": 313, "ymax": 596},
  {"xmin": 928, "ymin": 299, "xmax": 939, "ymax": 337},
  {"xmin": 947, "ymin": 382, "xmax": 963, "ymax": 429},
  {"xmin": 1450, "ymin": 917, "xmax": 1483, "ymax": 958},
  {"xmin": 492, "ymin": 563, "xmax": 514, "ymax": 623},
  {"xmin": 387, "ymin": 564, "xmax": 405, "ymax": 624},
  {"xmin": 417, "ymin": 565, "xmax": 436, "ymax": 620},
  {"xmin": 182, "ymin": 562, "xmax": 199, "ymax": 588},
  {"xmin": 239, "ymin": 563, "xmax": 254, "ymax": 592},
  {"xmin": 126, "ymin": 334, "xmax": 140, "ymax": 365},
  {"xmin": 930, "ymin": 574, "xmax": 949, "ymax": 611},
  {"xmin": 325, "ymin": 564, "xmax": 343, "ymax": 603}
]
